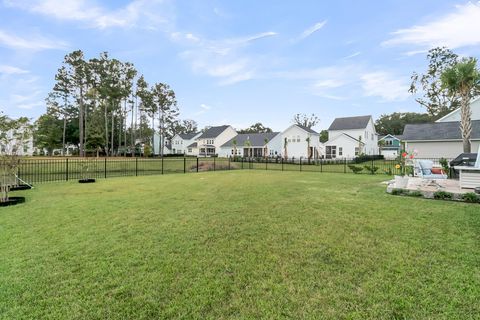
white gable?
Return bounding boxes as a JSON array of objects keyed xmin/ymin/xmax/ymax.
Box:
[{"xmin": 436, "ymin": 98, "xmax": 480, "ymax": 122}]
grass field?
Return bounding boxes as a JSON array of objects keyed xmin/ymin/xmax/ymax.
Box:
[{"xmin": 1, "ymin": 171, "xmax": 479, "ymax": 319}]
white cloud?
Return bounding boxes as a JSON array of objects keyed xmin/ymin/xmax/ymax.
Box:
[
  {"xmin": 3, "ymin": 0, "xmax": 171, "ymax": 29},
  {"xmin": 299, "ymin": 20, "xmax": 327, "ymax": 40},
  {"xmin": 175, "ymin": 31, "xmax": 277, "ymax": 85},
  {"xmin": 0, "ymin": 29, "xmax": 68, "ymax": 51},
  {"xmin": 0, "ymin": 65, "xmax": 29, "ymax": 75},
  {"xmin": 360, "ymin": 71, "xmax": 410, "ymax": 102},
  {"xmin": 343, "ymin": 51, "xmax": 361, "ymax": 59},
  {"xmin": 193, "ymin": 103, "xmax": 213, "ymax": 116},
  {"xmin": 384, "ymin": 2, "xmax": 480, "ymax": 50}
]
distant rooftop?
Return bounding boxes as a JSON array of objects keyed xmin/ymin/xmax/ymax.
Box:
[
  {"xmin": 221, "ymin": 132, "xmax": 280, "ymax": 148},
  {"xmin": 328, "ymin": 115, "xmax": 371, "ymax": 131},
  {"xmin": 197, "ymin": 125, "xmax": 231, "ymax": 139}
]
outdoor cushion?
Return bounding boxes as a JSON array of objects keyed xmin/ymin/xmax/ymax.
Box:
[
  {"xmin": 422, "ymin": 169, "xmax": 432, "ymax": 175},
  {"xmin": 418, "ymin": 160, "xmax": 433, "ymax": 170},
  {"xmin": 431, "ymin": 168, "xmax": 443, "ymax": 174}
]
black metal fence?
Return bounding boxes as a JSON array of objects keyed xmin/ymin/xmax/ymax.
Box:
[{"xmin": 15, "ymin": 157, "xmax": 450, "ymax": 184}]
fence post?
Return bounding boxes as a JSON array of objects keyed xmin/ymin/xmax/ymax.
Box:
[
  {"xmin": 300, "ymin": 157, "xmax": 302, "ymax": 171},
  {"xmin": 197, "ymin": 157, "xmax": 199, "ymax": 172},
  {"xmin": 184, "ymin": 157, "xmax": 186, "ymax": 173},
  {"xmin": 241, "ymin": 157, "xmax": 243, "ymax": 169},
  {"xmin": 135, "ymin": 157, "xmax": 138, "ymax": 176},
  {"xmin": 66, "ymin": 158, "xmax": 69, "ymax": 181},
  {"xmin": 320, "ymin": 159, "xmax": 323, "ymax": 173},
  {"xmin": 344, "ymin": 158, "xmax": 347, "ymax": 173},
  {"xmin": 104, "ymin": 158, "xmax": 107, "ymax": 179},
  {"xmin": 371, "ymin": 157, "xmax": 375, "ymax": 175},
  {"xmin": 229, "ymin": 157, "xmax": 231, "ymax": 170},
  {"xmin": 265, "ymin": 157, "xmax": 268, "ymax": 170},
  {"xmin": 282, "ymin": 157, "xmax": 284, "ymax": 171},
  {"xmin": 161, "ymin": 157, "xmax": 164, "ymax": 174},
  {"xmin": 213, "ymin": 157, "xmax": 216, "ymax": 171}
]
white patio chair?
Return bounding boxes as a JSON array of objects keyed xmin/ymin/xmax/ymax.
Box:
[{"xmin": 414, "ymin": 159, "xmax": 448, "ymax": 188}]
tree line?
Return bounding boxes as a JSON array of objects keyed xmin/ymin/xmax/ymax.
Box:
[{"xmin": 35, "ymin": 50, "xmax": 198, "ymax": 157}]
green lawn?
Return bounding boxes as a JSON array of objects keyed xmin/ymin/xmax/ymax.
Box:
[{"xmin": 1, "ymin": 171, "xmax": 479, "ymax": 319}]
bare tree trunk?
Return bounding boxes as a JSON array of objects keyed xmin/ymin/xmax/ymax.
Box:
[
  {"xmin": 105, "ymin": 102, "xmax": 109, "ymax": 157},
  {"xmin": 460, "ymin": 93, "xmax": 472, "ymax": 153},
  {"xmin": 62, "ymin": 115, "xmax": 67, "ymax": 156},
  {"xmin": 111, "ymin": 107, "xmax": 115, "ymax": 156},
  {"xmin": 151, "ymin": 115, "xmax": 155, "ymax": 155},
  {"xmin": 79, "ymin": 87, "xmax": 84, "ymax": 157}
]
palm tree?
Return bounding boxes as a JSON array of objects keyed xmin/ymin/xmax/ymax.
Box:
[
  {"xmin": 306, "ymin": 134, "xmax": 311, "ymax": 162},
  {"xmin": 244, "ymin": 139, "xmax": 252, "ymax": 158},
  {"xmin": 264, "ymin": 137, "xmax": 269, "ymax": 159},
  {"xmin": 283, "ymin": 137, "xmax": 288, "ymax": 160},
  {"xmin": 232, "ymin": 138, "xmax": 237, "ymax": 158},
  {"xmin": 441, "ymin": 58, "xmax": 480, "ymax": 153}
]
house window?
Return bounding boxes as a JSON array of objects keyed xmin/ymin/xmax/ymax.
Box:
[
  {"xmin": 339, "ymin": 147, "xmax": 343, "ymax": 156},
  {"xmin": 326, "ymin": 146, "xmax": 336, "ymax": 159},
  {"xmin": 355, "ymin": 147, "xmax": 359, "ymax": 156},
  {"xmin": 297, "ymin": 135, "xmax": 300, "ymax": 142},
  {"xmin": 288, "ymin": 138, "xmax": 291, "ymax": 142},
  {"xmin": 188, "ymin": 148, "xmax": 192, "ymax": 153}
]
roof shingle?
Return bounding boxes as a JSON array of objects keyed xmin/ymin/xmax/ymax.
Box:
[
  {"xmin": 221, "ymin": 132, "xmax": 280, "ymax": 148},
  {"xmin": 328, "ymin": 115, "xmax": 372, "ymax": 131},
  {"xmin": 197, "ymin": 125, "xmax": 231, "ymax": 139},
  {"xmin": 402, "ymin": 120, "xmax": 480, "ymax": 141}
]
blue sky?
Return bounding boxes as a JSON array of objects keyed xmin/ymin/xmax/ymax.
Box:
[{"xmin": 1, "ymin": 0, "xmax": 480, "ymax": 131}]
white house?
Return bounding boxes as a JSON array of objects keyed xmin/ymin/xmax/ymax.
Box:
[
  {"xmin": 152, "ymin": 133, "xmax": 172, "ymax": 156},
  {"xmin": 195, "ymin": 125, "xmax": 237, "ymax": 157},
  {"xmin": 279, "ymin": 124, "xmax": 321, "ymax": 159},
  {"xmin": 403, "ymin": 99, "xmax": 480, "ymax": 159},
  {"xmin": 0, "ymin": 126, "xmax": 34, "ymax": 156},
  {"xmin": 324, "ymin": 115, "xmax": 378, "ymax": 159},
  {"xmin": 218, "ymin": 132, "xmax": 281, "ymax": 158},
  {"xmin": 171, "ymin": 132, "xmax": 201, "ymax": 155}
]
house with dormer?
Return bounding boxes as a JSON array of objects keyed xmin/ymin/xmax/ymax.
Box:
[
  {"xmin": 194, "ymin": 125, "xmax": 237, "ymax": 157},
  {"xmin": 171, "ymin": 132, "xmax": 201, "ymax": 155},
  {"xmin": 324, "ymin": 115, "xmax": 378, "ymax": 159}
]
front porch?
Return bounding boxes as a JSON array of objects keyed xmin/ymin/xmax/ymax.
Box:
[{"xmin": 199, "ymin": 145, "xmax": 216, "ymax": 157}]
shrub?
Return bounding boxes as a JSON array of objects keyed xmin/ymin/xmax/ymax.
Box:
[
  {"xmin": 462, "ymin": 192, "xmax": 480, "ymax": 203},
  {"xmin": 384, "ymin": 168, "xmax": 392, "ymax": 175},
  {"xmin": 391, "ymin": 188, "xmax": 405, "ymax": 195},
  {"xmin": 353, "ymin": 154, "xmax": 384, "ymax": 164},
  {"xmin": 407, "ymin": 191, "xmax": 423, "ymax": 197},
  {"xmin": 439, "ymin": 158, "xmax": 450, "ymax": 177},
  {"xmin": 348, "ymin": 165, "xmax": 363, "ymax": 174},
  {"xmin": 363, "ymin": 165, "xmax": 379, "ymax": 174},
  {"xmin": 433, "ymin": 191, "xmax": 453, "ymax": 200}
]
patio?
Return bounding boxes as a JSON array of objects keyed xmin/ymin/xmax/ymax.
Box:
[{"xmin": 386, "ymin": 177, "xmax": 479, "ymax": 200}]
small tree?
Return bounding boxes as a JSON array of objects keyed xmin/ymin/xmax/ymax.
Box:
[
  {"xmin": 232, "ymin": 138, "xmax": 237, "ymax": 158},
  {"xmin": 0, "ymin": 115, "xmax": 32, "ymax": 203},
  {"xmin": 306, "ymin": 134, "xmax": 312, "ymax": 161},
  {"xmin": 244, "ymin": 140, "xmax": 252, "ymax": 158},
  {"xmin": 264, "ymin": 138, "xmax": 269, "ymax": 159}
]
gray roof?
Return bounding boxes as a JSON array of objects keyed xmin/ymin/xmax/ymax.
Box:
[
  {"xmin": 295, "ymin": 124, "xmax": 318, "ymax": 134},
  {"xmin": 178, "ymin": 132, "xmax": 199, "ymax": 140},
  {"xmin": 197, "ymin": 125, "xmax": 231, "ymax": 139},
  {"xmin": 187, "ymin": 142, "xmax": 197, "ymax": 148},
  {"xmin": 328, "ymin": 115, "xmax": 372, "ymax": 130},
  {"xmin": 221, "ymin": 132, "xmax": 280, "ymax": 148},
  {"xmin": 402, "ymin": 120, "xmax": 480, "ymax": 141}
]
